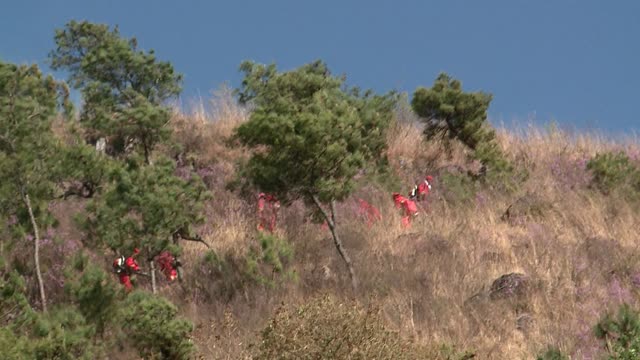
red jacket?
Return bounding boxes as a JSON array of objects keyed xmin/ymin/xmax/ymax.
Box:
[
  {"xmin": 257, "ymin": 192, "xmax": 280, "ymax": 232},
  {"xmin": 393, "ymin": 193, "xmax": 418, "ymax": 216},
  {"xmin": 125, "ymin": 256, "xmax": 139, "ymax": 272},
  {"xmin": 357, "ymin": 199, "xmax": 382, "ymax": 225},
  {"xmin": 156, "ymin": 251, "xmax": 178, "ymax": 281},
  {"xmin": 417, "ymin": 180, "xmax": 431, "ymax": 196}
]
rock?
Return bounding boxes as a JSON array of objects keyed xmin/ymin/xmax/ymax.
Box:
[
  {"xmin": 489, "ymin": 273, "xmax": 529, "ymax": 300},
  {"xmin": 501, "ymin": 193, "xmax": 551, "ymax": 225}
]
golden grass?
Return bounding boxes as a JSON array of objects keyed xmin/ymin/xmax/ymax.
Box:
[{"xmin": 167, "ymin": 99, "xmax": 640, "ymax": 359}]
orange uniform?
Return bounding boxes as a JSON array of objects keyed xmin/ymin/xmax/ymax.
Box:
[
  {"xmin": 393, "ymin": 193, "xmax": 419, "ymax": 227},
  {"xmin": 257, "ymin": 193, "xmax": 280, "ymax": 232},
  {"xmin": 156, "ymin": 251, "xmax": 178, "ymax": 282},
  {"xmin": 114, "ymin": 248, "xmax": 140, "ymax": 291}
]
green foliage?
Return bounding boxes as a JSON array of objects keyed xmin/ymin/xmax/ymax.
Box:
[
  {"xmin": 56, "ymin": 141, "xmax": 116, "ymax": 199},
  {"xmin": 412, "ymin": 73, "xmax": 493, "ymax": 149},
  {"xmin": 0, "ymin": 271, "xmax": 37, "ymax": 329},
  {"xmin": 50, "ymin": 20, "xmax": 182, "ymax": 159},
  {"xmin": 1, "ymin": 272, "xmax": 101, "ymax": 359},
  {"xmin": 83, "ymin": 156, "xmax": 208, "ymax": 256},
  {"xmin": 30, "ymin": 307, "xmax": 100, "ymax": 360},
  {"xmin": 412, "ymin": 73, "xmax": 512, "ymax": 182},
  {"xmin": 439, "ymin": 171, "xmax": 478, "ymax": 204},
  {"xmin": 595, "ymin": 304, "xmax": 640, "ymax": 359},
  {"xmin": 119, "ymin": 291, "xmax": 194, "ymax": 360},
  {"xmin": 0, "ymin": 328, "xmax": 32, "ymax": 360},
  {"xmin": 51, "ymin": 21, "xmax": 208, "ymax": 266},
  {"xmin": 0, "ymin": 60, "xmax": 70, "ymax": 243},
  {"xmin": 195, "ymin": 235, "xmax": 295, "ymax": 301},
  {"xmin": 252, "ymin": 295, "xmax": 438, "ymax": 360},
  {"xmin": 587, "ymin": 151, "xmax": 640, "ymax": 196},
  {"xmin": 65, "ymin": 259, "xmax": 117, "ymax": 335},
  {"xmin": 536, "ymin": 346, "xmax": 569, "ymax": 360},
  {"xmin": 235, "ymin": 60, "xmax": 396, "ymax": 204},
  {"xmin": 246, "ymin": 233, "xmax": 295, "ymax": 286}
]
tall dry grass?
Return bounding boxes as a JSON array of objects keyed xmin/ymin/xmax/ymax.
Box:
[{"xmin": 165, "ymin": 95, "xmax": 640, "ymax": 359}]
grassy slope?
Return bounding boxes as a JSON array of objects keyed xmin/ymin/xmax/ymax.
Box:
[{"xmin": 49, "ymin": 91, "xmax": 640, "ymax": 359}]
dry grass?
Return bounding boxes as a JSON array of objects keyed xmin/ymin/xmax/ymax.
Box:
[{"xmin": 162, "ymin": 99, "xmax": 640, "ymax": 359}]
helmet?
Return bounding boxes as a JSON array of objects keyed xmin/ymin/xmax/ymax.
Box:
[
  {"xmin": 133, "ymin": 248, "xmax": 140, "ymax": 255},
  {"xmin": 113, "ymin": 256, "xmax": 125, "ymax": 273},
  {"xmin": 258, "ymin": 192, "xmax": 266, "ymax": 199},
  {"xmin": 426, "ymin": 175, "xmax": 433, "ymax": 182}
]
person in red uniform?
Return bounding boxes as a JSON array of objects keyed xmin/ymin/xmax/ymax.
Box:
[
  {"xmin": 392, "ymin": 192, "xmax": 419, "ymax": 227},
  {"xmin": 113, "ymin": 248, "xmax": 141, "ymax": 291},
  {"xmin": 357, "ymin": 198, "xmax": 382, "ymax": 226},
  {"xmin": 257, "ymin": 192, "xmax": 280, "ymax": 232},
  {"xmin": 410, "ymin": 175, "xmax": 433, "ymax": 202},
  {"xmin": 156, "ymin": 251, "xmax": 180, "ymax": 282}
]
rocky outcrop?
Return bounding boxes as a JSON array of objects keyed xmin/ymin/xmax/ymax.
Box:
[{"xmin": 489, "ymin": 272, "xmax": 529, "ymax": 300}]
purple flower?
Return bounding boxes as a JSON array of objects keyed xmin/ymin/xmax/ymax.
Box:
[{"xmin": 608, "ymin": 277, "xmax": 632, "ymax": 304}]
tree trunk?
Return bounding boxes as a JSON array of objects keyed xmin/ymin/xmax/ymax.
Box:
[
  {"xmin": 22, "ymin": 191, "xmax": 47, "ymax": 312},
  {"xmin": 150, "ymin": 260, "xmax": 157, "ymax": 293},
  {"xmin": 311, "ymin": 196, "xmax": 358, "ymax": 292},
  {"xmin": 148, "ymin": 246, "xmax": 157, "ymax": 294}
]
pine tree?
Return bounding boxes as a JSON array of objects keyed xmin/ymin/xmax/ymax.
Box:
[
  {"xmin": 83, "ymin": 156, "xmax": 208, "ymax": 262},
  {"xmin": 235, "ymin": 60, "xmax": 396, "ymax": 291},
  {"xmin": 0, "ymin": 61, "xmax": 72, "ymax": 312},
  {"xmin": 50, "ymin": 21, "xmax": 208, "ymax": 291},
  {"xmin": 49, "ymin": 20, "xmax": 181, "ymax": 160},
  {"xmin": 412, "ymin": 73, "xmax": 512, "ymax": 181}
]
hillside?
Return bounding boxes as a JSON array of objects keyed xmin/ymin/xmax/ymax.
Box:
[
  {"xmin": 3, "ymin": 21, "xmax": 640, "ymax": 360},
  {"xmin": 155, "ymin": 94, "xmax": 639, "ymax": 359}
]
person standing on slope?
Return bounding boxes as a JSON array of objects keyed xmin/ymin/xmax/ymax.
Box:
[
  {"xmin": 155, "ymin": 251, "xmax": 182, "ymax": 282},
  {"xmin": 113, "ymin": 248, "xmax": 142, "ymax": 291},
  {"xmin": 257, "ymin": 192, "xmax": 280, "ymax": 232},
  {"xmin": 392, "ymin": 192, "xmax": 419, "ymax": 227},
  {"xmin": 410, "ymin": 175, "xmax": 433, "ymax": 202},
  {"xmin": 357, "ymin": 198, "xmax": 382, "ymax": 226}
]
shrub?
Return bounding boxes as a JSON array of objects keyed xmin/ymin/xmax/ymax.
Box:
[
  {"xmin": 194, "ymin": 234, "xmax": 295, "ymax": 301},
  {"xmin": 247, "ymin": 232, "xmax": 295, "ymax": 283},
  {"xmin": 587, "ymin": 151, "xmax": 640, "ymax": 195},
  {"xmin": 0, "ymin": 327, "xmax": 32, "ymax": 360},
  {"xmin": 118, "ymin": 291, "xmax": 194, "ymax": 360},
  {"xmin": 536, "ymin": 346, "xmax": 569, "ymax": 360},
  {"xmin": 595, "ymin": 304, "xmax": 640, "ymax": 359},
  {"xmin": 65, "ymin": 260, "xmax": 117, "ymax": 336},
  {"xmin": 252, "ymin": 295, "xmax": 435, "ymax": 360},
  {"xmin": 31, "ymin": 307, "xmax": 100, "ymax": 360},
  {"xmin": 439, "ymin": 171, "xmax": 478, "ymax": 204}
]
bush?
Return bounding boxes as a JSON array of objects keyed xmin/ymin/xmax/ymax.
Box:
[
  {"xmin": 536, "ymin": 346, "xmax": 569, "ymax": 360},
  {"xmin": 0, "ymin": 328, "xmax": 32, "ymax": 360},
  {"xmin": 65, "ymin": 260, "xmax": 117, "ymax": 336},
  {"xmin": 587, "ymin": 151, "xmax": 640, "ymax": 196},
  {"xmin": 594, "ymin": 304, "xmax": 640, "ymax": 359},
  {"xmin": 31, "ymin": 307, "xmax": 100, "ymax": 360},
  {"xmin": 194, "ymin": 234, "xmax": 295, "ymax": 302},
  {"xmin": 246, "ymin": 232, "xmax": 295, "ymax": 285},
  {"xmin": 118, "ymin": 291, "xmax": 194, "ymax": 360},
  {"xmin": 439, "ymin": 171, "xmax": 478, "ymax": 204},
  {"xmin": 252, "ymin": 295, "xmax": 435, "ymax": 360}
]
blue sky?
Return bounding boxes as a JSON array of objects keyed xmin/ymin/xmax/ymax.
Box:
[{"xmin": 1, "ymin": 0, "xmax": 639, "ymax": 134}]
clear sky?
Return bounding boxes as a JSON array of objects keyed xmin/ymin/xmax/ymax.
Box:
[{"xmin": 1, "ymin": 0, "xmax": 639, "ymax": 134}]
